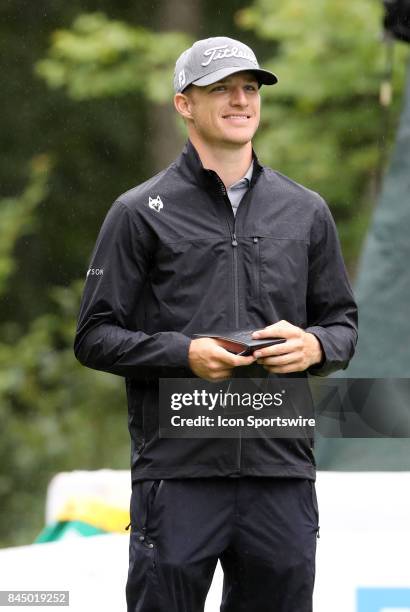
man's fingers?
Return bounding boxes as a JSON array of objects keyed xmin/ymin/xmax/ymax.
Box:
[
  {"xmin": 253, "ymin": 339, "xmax": 298, "ymax": 359},
  {"xmin": 214, "ymin": 345, "xmax": 256, "ymax": 367},
  {"xmin": 253, "ymin": 342, "xmax": 289, "ymax": 359},
  {"xmin": 257, "ymin": 351, "xmax": 301, "ymax": 367},
  {"xmin": 188, "ymin": 337, "xmax": 258, "ymax": 381},
  {"xmin": 252, "ymin": 320, "xmax": 296, "ymax": 339}
]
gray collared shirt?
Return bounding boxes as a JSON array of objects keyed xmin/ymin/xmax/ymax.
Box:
[{"xmin": 227, "ymin": 162, "xmax": 253, "ymax": 217}]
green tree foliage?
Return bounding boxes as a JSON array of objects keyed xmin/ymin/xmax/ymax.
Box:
[
  {"xmin": 0, "ymin": 156, "xmax": 49, "ymax": 294},
  {"xmin": 36, "ymin": 13, "xmax": 191, "ymax": 103},
  {"xmin": 0, "ymin": 283, "xmax": 126, "ymax": 547},
  {"xmin": 0, "ymin": 163, "xmax": 125, "ymax": 547},
  {"xmin": 237, "ymin": 0, "xmax": 409, "ymax": 265}
]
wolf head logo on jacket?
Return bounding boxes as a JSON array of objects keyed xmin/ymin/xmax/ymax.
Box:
[{"xmin": 148, "ymin": 195, "xmax": 163, "ymax": 212}]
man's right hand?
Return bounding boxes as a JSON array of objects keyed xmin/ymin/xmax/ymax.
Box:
[{"xmin": 188, "ymin": 337, "xmax": 256, "ymax": 381}]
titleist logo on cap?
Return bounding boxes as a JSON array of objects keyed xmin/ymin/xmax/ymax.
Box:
[
  {"xmin": 201, "ymin": 45, "xmax": 258, "ymax": 67},
  {"xmin": 173, "ymin": 36, "xmax": 278, "ymax": 93}
]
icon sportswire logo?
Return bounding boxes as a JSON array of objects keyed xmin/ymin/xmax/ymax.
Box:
[{"xmin": 149, "ymin": 195, "xmax": 164, "ymax": 212}]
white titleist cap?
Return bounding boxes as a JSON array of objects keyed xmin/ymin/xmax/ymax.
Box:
[{"xmin": 174, "ymin": 36, "xmax": 278, "ymax": 93}]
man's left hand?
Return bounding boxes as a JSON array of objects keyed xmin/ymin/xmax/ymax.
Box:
[{"xmin": 252, "ymin": 320, "xmax": 323, "ymax": 374}]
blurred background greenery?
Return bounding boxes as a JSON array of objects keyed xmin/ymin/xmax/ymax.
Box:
[{"xmin": 0, "ymin": 0, "xmax": 409, "ymax": 547}]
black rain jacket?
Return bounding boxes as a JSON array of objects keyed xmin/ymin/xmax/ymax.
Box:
[{"xmin": 74, "ymin": 140, "xmax": 358, "ymax": 482}]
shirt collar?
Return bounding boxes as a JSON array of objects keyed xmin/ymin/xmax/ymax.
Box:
[{"xmin": 227, "ymin": 161, "xmax": 254, "ymax": 191}]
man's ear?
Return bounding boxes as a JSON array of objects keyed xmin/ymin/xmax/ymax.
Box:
[{"xmin": 174, "ymin": 92, "xmax": 194, "ymax": 121}]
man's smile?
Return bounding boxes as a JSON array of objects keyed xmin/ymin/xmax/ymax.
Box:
[{"xmin": 222, "ymin": 114, "xmax": 252, "ymax": 122}]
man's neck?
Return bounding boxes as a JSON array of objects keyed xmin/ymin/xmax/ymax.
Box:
[{"xmin": 189, "ymin": 135, "xmax": 253, "ymax": 188}]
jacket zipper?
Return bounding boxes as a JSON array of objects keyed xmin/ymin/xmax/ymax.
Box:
[{"xmin": 215, "ymin": 176, "xmax": 246, "ymax": 474}]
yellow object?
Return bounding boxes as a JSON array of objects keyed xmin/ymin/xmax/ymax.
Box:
[{"xmin": 56, "ymin": 496, "xmax": 130, "ymax": 533}]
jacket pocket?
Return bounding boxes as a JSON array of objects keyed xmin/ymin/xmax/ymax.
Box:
[
  {"xmin": 258, "ymin": 236, "xmax": 309, "ymax": 322},
  {"xmin": 130, "ymin": 479, "xmax": 162, "ymax": 538}
]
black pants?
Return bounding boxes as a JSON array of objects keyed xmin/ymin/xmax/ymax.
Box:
[{"xmin": 126, "ymin": 477, "xmax": 319, "ymax": 612}]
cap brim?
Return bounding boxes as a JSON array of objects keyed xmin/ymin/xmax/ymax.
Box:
[{"xmin": 192, "ymin": 66, "xmax": 278, "ymax": 87}]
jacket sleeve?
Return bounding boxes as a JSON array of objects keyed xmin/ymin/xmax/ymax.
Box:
[
  {"xmin": 74, "ymin": 199, "xmax": 192, "ymax": 379},
  {"xmin": 305, "ymin": 198, "xmax": 358, "ymax": 377}
]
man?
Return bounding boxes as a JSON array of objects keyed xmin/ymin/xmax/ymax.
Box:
[{"xmin": 74, "ymin": 36, "xmax": 357, "ymax": 612}]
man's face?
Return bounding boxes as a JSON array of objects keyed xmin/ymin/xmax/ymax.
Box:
[{"xmin": 180, "ymin": 71, "xmax": 261, "ymax": 148}]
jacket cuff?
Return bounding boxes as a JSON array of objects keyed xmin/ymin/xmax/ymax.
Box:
[
  {"xmin": 170, "ymin": 332, "xmax": 192, "ymax": 369},
  {"xmin": 305, "ymin": 326, "xmax": 348, "ymax": 377}
]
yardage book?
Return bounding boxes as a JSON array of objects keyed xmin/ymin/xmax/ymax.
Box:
[{"xmin": 193, "ymin": 330, "xmax": 286, "ymax": 356}]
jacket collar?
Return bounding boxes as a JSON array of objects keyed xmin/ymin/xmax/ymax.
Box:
[{"xmin": 175, "ymin": 139, "xmax": 264, "ymax": 192}]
